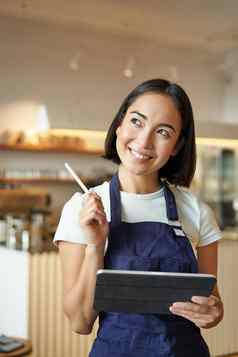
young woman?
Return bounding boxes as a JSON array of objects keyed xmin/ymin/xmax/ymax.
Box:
[{"xmin": 54, "ymin": 79, "xmax": 224, "ymax": 357}]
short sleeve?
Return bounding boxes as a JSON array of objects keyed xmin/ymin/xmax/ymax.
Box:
[
  {"xmin": 198, "ymin": 201, "xmax": 223, "ymax": 247},
  {"xmin": 53, "ymin": 192, "xmax": 88, "ymax": 245}
]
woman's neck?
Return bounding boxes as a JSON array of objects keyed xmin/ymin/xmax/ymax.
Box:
[{"xmin": 118, "ymin": 167, "xmax": 161, "ymax": 194}]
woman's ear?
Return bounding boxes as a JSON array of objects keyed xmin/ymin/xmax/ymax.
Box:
[
  {"xmin": 116, "ymin": 125, "xmax": 121, "ymax": 136},
  {"xmin": 171, "ymin": 136, "xmax": 184, "ymax": 157}
]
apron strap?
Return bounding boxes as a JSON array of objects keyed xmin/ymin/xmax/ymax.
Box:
[
  {"xmin": 163, "ymin": 184, "xmax": 179, "ymax": 221},
  {"xmin": 109, "ymin": 174, "xmax": 122, "ymax": 227}
]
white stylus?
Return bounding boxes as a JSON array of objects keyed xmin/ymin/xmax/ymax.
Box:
[{"xmin": 64, "ymin": 162, "xmax": 89, "ymax": 193}]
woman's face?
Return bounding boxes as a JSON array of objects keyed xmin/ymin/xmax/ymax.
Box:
[{"xmin": 116, "ymin": 93, "xmax": 182, "ymax": 179}]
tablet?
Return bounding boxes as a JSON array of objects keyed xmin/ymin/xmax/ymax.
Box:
[{"xmin": 94, "ymin": 269, "xmax": 216, "ymax": 315}]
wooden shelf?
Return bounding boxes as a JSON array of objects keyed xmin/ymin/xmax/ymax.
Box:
[
  {"xmin": 0, "ymin": 177, "xmax": 78, "ymax": 184},
  {"xmin": 0, "ymin": 143, "xmax": 104, "ymax": 155}
]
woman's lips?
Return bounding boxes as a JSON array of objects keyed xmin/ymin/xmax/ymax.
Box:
[{"xmin": 129, "ymin": 147, "xmax": 153, "ymax": 160}]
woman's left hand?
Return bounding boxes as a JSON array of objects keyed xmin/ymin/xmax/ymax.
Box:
[{"xmin": 169, "ymin": 295, "xmax": 224, "ymax": 329}]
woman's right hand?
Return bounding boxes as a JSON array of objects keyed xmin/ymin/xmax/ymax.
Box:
[{"xmin": 79, "ymin": 192, "xmax": 109, "ymax": 247}]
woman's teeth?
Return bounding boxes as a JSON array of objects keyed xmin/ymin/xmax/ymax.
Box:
[{"xmin": 130, "ymin": 149, "xmax": 151, "ymax": 160}]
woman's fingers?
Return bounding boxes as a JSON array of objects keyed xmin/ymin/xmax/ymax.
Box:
[
  {"xmin": 80, "ymin": 191, "xmax": 109, "ymax": 244},
  {"xmin": 81, "ymin": 193, "xmax": 106, "ymax": 218},
  {"xmin": 171, "ymin": 295, "xmax": 220, "ymax": 313},
  {"xmin": 83, "ymin": 192, "xmax": 105, "ymax": 213},
  {"xmin": 81, "ymin": 206, "xmax": 106, "ymax": 225},
  {"xmin": 191, "ymin": 295, "xmax": 219, "ymax": 306},
  {"xmin": 170, "ymin": 294, "xmax": 223, "ymax": 328},
  {"xmin": 171, "ymin": 301, "xmax": 209, "ymax": 315},
  {"xmin": 169, "ymin": 309, "xmax": 213, "ymax": 326},
  {"xmin": 170, "ymin": 302, "xmax": 211, "ymax": 318}
]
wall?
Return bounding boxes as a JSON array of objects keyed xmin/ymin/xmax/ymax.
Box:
[
  {"xmin": 0, "ymin": 15, "xmax": 226, "ymax": 133},
  {"xmin": 0, "ymin": 247, "xmax": 29, "ymax": 338},
  {"xmin": 223, "ymin": 50, "xmax": 238, "ymax": 122},
  {"xmin": 0, "ymin": 14, "xmax": 233, "ymax": 211}
]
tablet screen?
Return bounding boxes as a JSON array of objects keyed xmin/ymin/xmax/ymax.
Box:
[{"xmin": 94, "ymin": 269, "xmax": 216, "ymax": 314}]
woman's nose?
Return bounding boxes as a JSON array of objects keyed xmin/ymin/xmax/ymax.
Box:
[
  {"xmin": 138, "ymin": 130, "xmax": 153, "ymax": 149},
  {"xmin": 137, "ymin": 130, "xmax": 154, "ymax": 149}
]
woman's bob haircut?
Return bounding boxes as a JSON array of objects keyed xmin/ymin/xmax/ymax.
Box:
[{"xmin": 104, "ymin": 78, "xmax": 196, "ymax": 187}]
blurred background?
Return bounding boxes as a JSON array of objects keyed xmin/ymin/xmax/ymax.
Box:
[{"xmin": 0, "ymin": 1, "xmax": 238, "ymax": 356}]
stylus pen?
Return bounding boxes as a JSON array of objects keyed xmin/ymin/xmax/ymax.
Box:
[{"xmin": 64, "ymin": 162, "xmax": 89, "ymax": 193}]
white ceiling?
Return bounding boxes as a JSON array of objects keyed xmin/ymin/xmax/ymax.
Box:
[{"xmin": 0, "ymin": 0, "xmax": 238, "ymax": 54}]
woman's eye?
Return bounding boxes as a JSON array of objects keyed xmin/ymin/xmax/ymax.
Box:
[
  {"xmin": 131, "ymin": 118, "xmax": 142, "ymax": 127},
  {"xmin": 157, "ymin": 129, "xmax": 170, "ymax": 138}
]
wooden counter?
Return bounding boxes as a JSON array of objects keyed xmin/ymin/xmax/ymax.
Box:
[{"xmin": 0, "ymin": 338, "xmax": 32, "ymax": 357}]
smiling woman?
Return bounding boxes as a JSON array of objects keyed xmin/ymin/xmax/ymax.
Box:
[
  {"xmin": 114, "ymin": 93, "xmax": 182, "ymax": 193},
  {"xmin": 104, "ymin": 78, "xmax": 196, "ymax": 189},
  {"xmin": 54, "ymin": 78, "xmax": 223, "ymax": 357}
]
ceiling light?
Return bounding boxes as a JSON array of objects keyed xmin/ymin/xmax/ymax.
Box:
[
  {"xmin": 123, "ymin": 56, "xmax": 136, "ymax": 78},
  {"xmin": 69, "ymin": 52, "xmax": 81, "ymax": 71}
]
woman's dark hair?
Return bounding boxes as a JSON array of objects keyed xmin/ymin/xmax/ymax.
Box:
[{"xmin": 104, "ymin": 78, "xmax": 196, "ymax": 187}]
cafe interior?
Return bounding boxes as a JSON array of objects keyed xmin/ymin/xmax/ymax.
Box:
[{"xmin": 0, "ymin": 1, "xmax": 238, "ymax": 356}]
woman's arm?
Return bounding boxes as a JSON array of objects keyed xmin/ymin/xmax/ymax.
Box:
[
  {"xmin": 170, "ymin": 241, "xmax": 224, "ymax": 328},
  {"xmin": 58, "ymin": 241, "xmax": 104, "ymax": 334},
  {"xmin": 58, "ymin": 191, "xmax": 109, "ymax": 335},
  {"xmin": 197, "ymin": 240, "xmax": 221, "ymax": 299}
]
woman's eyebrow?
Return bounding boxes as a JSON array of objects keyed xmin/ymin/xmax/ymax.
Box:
[
  {"xmin": 158, "ymin": 123, "xmax": 176, "ymax": 133},
  {"xmin": 130, "ymin": 111, "xmax": 147, "ymax": 119},
  {"xmin": 130, "ymin": 111, "xmax": 176, "ymax": 133}
]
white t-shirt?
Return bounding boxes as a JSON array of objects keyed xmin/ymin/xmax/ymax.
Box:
[{"xmin": 54, "ymin": 181, "xmax": 222, "ymax": 249}]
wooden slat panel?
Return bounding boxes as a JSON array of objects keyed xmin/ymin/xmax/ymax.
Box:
[
  {"xmin": 47, "ymin": 253, "xmax": 57, "ymax": 357},
  {"xmin": 202, "ymin": 240, "xmax": 238, "ymax": 356},
  {"xmin": 29, "ymin": 253, "xmax": 96, "ymax": 357}
]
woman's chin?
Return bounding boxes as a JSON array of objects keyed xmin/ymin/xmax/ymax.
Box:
[{"xmin": 121, "ymin": 164, "xmax": 153, "ymax": 177}]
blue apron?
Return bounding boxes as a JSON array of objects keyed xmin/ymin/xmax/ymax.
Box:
[{"xmin": 89, "ymin": 175, "xmax": 210, "ymax": 357}]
